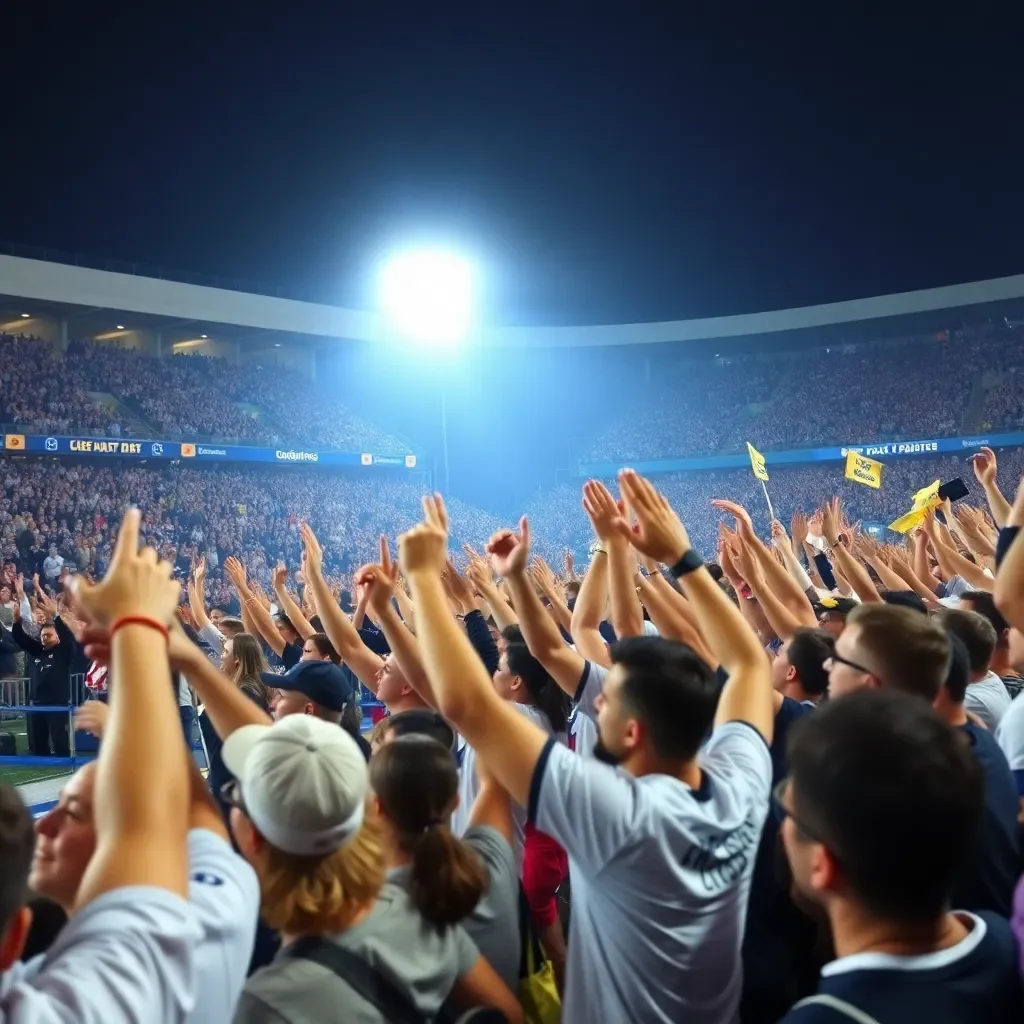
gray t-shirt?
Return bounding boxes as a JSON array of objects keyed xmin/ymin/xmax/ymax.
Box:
[
  {"xmin": 234, "ymin": 883, "xmax": 479, "ymax": 1024},
  {"xmin": 964, "ymin": 672, "xmax": 1012, "ymax": 732},
  {"xmin": 389, "ymin": 826, "xmax": 520, "ymax": 995},
  {"xmin": 531, "ymin": 720, "xmax": 772, "ymax": 1024}
]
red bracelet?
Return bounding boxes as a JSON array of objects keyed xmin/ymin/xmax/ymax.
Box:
[{"xmin": 110, "ymin": 615, "xmax": 170, "ymax": 641}]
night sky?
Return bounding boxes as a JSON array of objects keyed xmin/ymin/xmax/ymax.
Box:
[{"xmin": 4, "ymin": 5, "xmax": 1022, "ymax": 326}]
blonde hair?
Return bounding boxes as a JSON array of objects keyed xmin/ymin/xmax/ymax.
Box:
[{"xmin": 255, "ymin": 814, "xmax": 386, "ymax": 934}]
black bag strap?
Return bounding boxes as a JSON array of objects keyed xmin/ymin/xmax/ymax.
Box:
[{"xmin": 287, "ymin": 935, "xmax": 428, "ymax": 1024}]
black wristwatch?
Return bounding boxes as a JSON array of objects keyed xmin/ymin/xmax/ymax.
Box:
[{"xmin": 669, "ymin": 549, "xmax": 704, "ymax": 578}]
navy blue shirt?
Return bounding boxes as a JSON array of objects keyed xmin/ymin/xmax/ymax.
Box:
[
  {"xmin": 781, "ymin": 911, "xmax": 1024, "ymax": 1023},
  {"xmin": 953, "ymin": 723, "xmax": 1020, "ymax": 917},
  {"xmin": 742, "ymin": 696, "xmax": 817, "ymax": 1016}
]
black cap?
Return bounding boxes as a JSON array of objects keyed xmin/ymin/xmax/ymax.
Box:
[
  {"xmin": 812, "ymin": 597, "xmax": 858, "ymax": 618},
  {"xmin": 261, "ymin": 660, "xmax": 354, "ymax": 712}
]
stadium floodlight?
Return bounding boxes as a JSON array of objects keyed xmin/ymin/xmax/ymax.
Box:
[
  {"xmin": 20, "ymin": 313, "xmax": 29, "ymax": 318},
  {"xmin": 380, "ymin": 249, "xmax": 475, "ymax": 347}
]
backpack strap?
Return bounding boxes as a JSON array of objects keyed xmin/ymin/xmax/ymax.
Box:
[
  {"xmin": 287, "ymin": 935, "xmax": 428, "ymax": 1024},
  {"xmin": 792, "ymin": 994, "xmax": 884, "ymax": 1024}
]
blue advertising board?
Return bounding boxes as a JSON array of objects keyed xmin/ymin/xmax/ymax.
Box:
[
  {"xmin": 576, "ymin": 431, "xmax": 1024, "ymax": 478},
  {"xmin": 2, "ymin": 432, "xmax": 418, "ymax": 469}
]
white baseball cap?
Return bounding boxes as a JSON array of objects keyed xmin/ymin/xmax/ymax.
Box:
[{"xmin": 222, "ymin": 715, "xmax": 368, "ymax": 856}]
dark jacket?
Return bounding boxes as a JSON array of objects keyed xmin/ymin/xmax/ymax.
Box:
[{"xmin": 11, "ymin": 618, "xmax": 76, "ymax": 704}]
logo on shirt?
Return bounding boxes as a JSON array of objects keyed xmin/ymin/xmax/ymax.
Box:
[
  {"xmin": 682, "ymin": 818, "xmax": 761, "ymax": 893},
  {"xmin": 190, "ymin": 872, "xmax": 225, "ymax": 886}
]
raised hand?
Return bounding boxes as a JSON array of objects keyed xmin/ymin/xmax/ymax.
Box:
[
  {"xmin": 582, "ymin": 480, "xmax": 624, "ymax": 542},
  {"xmin": 36, "ymin": 587, "xmax": 58, "ymax": 619},
  {"xmin": 14, "ymin": 573, "xmax": 24, "ymax": 600},
  {"xmin": 380, "ymin": 535, "xmax": 399, "ymax": 583},
  {"xmin": 223, "ymin": 556, "xmax": 247, "ymax": 589},
  {"xmin": 790, "ymin": 511, "xmax": 809, "ymax": 549},
  {"xmin": 770, "ymin": 519, "xmax": 793, "ymax": 554},
  {"xmin": 399, "ymin": 494, "xmax": 450, "ymax": 578},
  {"xmin": 821, "ymin": 497, "xmax": 843, "ymax": 547},
  {"xmin": 299, "ymin": 521, "xmax": 324, "ymax": 577},
  {"xmin": 973, "ymin": 447, "xmax": 998, "ymax": 487},
  {"xmin": 563, "ymin": 549, "xmax": 575, "ymax": 577},
  {"xmin": 68, "ymin": 508, "xmax": 180, "ymax": 627},
  {"xmin": 486, "ymin": 517, "xmax": 531, "ymax": 578},
  {"xmin": 613, "ymin": 469, "xmax": 691, "ymax": 565},
  {"xmin": 528, "ymin": 555, "xmax": 559, "ymax": 594},
  {"xmin": 444, "ymin": 559, "xmax": 475, "ymax": 611},
  {"xmin": 272, "ymin": 562, "xmax": 288, "ymax": 589},
  {"xmin": 711, "ymin": 499, "xmax": 755, "ymax": 539},
  {"xmin": 355, "ymin": 563, "xmax": 396, "ymax": 616},
  {"xmin": 465, "ymin": 561, "xmax": 493, "ymax": 596}
]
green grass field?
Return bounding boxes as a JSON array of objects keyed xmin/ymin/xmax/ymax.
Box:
[{"xmin": 0, "ymin": 715, "xmax": 75, "ymax": 788}]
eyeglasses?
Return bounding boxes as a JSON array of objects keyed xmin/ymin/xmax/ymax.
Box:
[
  {"xmin": 772, "ymin": 779, "xmax": 827, "ymax": 844},
  {"xmin": 823, "ymin": 651, "xmax": 874, "ymax": 676},
  {"xmin": 219, "ymin": 779, "xmax": 248, "ymax": 815}
]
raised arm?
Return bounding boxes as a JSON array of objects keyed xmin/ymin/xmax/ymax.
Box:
[
  {"xmin": 821, "ymin": 498, "xmax": 882, "ymax": 603},
  {"xmin": 300, "ymin": 522, "xmax": 384, "ymax": 690},
  {"xmin": 973, "ymin": 447, "xmax": 1012, "ymax": 528},
  {"xmin": 466, "ymin": 561, "xmax": 519, "ymax": 630},
  {"xmin": 994, "ymin": 479, "xmax": 1024, "ymax": 629},
  {"xmin": 615, "ymin": 470, "xmax": 773, "ymax": 743},
  {"xmin": 402, "ymin": 496, "xmax": 550, "ymax": 809},
  {"xmin": 635, "ymin": 570, "xmax": 716, "ymax": 666},
  {"xmin": 70, "ymin": 508, "xmax": 190, "ymax": 903},
  {"xmin": 583, "ymin": 480, "xmax": 644, "ymax": 641},
  {"xmin": 272, "ymin": 562, "xmax": 315, "ymax": 640},
  {"xmin": 528, "ymin": 556, "xmax": 573, "ymax": 635},
  {"xmin": 499, "ymin": 520, "xmax": 588, "ymax": 697},
  {"xmin": 569, "ymin": 547, "xmax": 612, "ymax": 668},
  {"xmin": 924, "ymin": 510, "xmax": 993, "ymax": 591},
  {"xmin": 713, "ymin": 500, "xmax": 817, "ymax": 627}
]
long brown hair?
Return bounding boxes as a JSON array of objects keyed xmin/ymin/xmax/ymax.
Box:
[
  {"xmin": 370, "ymin": 735, "xmax": 488, "ymax": 929},
  {"xmin": 230, "ymin": 632, "xmax": 271, "ymax": 707}
]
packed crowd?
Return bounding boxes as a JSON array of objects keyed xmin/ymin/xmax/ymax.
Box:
[
  {"xmin": 6, "ymin": 439, "xmax": 1024, "ymax": 1022},
  {"xmin": 0, "ymin": 334, "xmax": 411, "ymax": 453},
  {"xmin": 582, "ymin": 326, "xmax": 1024, "ymax": 463}
]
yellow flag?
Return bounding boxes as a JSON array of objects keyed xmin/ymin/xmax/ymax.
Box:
[
  {"xmin": 889, "ymin": 480, "xmax": 943, "ymax": 533},
  {"xmin": 844, "ymin": 450, "xmax": 883, "ymax": 489},
  {"xmin": 746, "ymin": 442, "xmax": 769, "ymax": 482},
  {"xmin": 912, "ymin": 480, "xmax": 940, "ymax": 510}
]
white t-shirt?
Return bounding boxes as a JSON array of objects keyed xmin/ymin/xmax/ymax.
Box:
[
  {"xmin": 455, "ymin": 704, "xmax": 566, "ymax": 867},
  {"xmin": 569, "ymin": 659, "xmax": 609, "ymax": 759},
  {"xmin": 530, "ymin": 721, "xmax": 772, "ymax": 1024},
  {"xmin": 995, "ymin": 690, "xmax": 1024, "ymax": 773},
  {"xmin": 964, "ymin": 672, "xmax": 1012, "ymax": 732},
  {"xmin": 13, "ymin": 829, "xmax": 259, "ymax": 1024},
  {"xmin": 0, "ymin": 887, "xmax": 201, "ymax": 1023}
]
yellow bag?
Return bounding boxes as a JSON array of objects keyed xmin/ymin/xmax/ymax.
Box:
[{"xmin": 518, "ymin": 892, "xmax": 561, "ymax": 1024}]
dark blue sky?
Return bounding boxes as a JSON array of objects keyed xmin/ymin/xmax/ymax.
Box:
[{"xmin": 3, "ymin": 4, "xmax": 1022, "ymax": 325}]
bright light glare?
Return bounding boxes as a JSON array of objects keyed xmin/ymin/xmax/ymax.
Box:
[{"xmin": 380, "ymin": 250, "xmax": 475, "ymax": 347}]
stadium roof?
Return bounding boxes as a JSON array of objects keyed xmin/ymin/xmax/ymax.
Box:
[{"xmin": 2, "ymin": 251, "xmax": 1024, "ymax": 350}]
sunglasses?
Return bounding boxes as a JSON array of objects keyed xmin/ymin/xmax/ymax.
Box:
[{"xmin": 772, "ymin": 778, "xmax": 827, "ymax": 845}]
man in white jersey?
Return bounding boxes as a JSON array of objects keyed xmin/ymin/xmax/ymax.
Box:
[
  {"xmin": 0, "ymin": 509, "xmax": 206, "ymax": 1023},
  {"xmin": 399, "ymin": 471, "xmax": 773, "ymax": 1024},
  {"xmin": 23, "ymin": 755, "xmax": 259, "ymax": 1024}
]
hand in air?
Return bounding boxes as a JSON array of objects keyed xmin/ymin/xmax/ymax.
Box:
[
  {"xmin": 582, "ymin": 480, "xmax": 624, "ymax": 542},
  {"xmin": 299, "ymin": 521, "xmax": 324, "ymax": 577},
  {"xmin": 67, "ymin": 508, "xmax": 180, "ymax": 627},
  {"xmin": 486, "ymin": 517, "xmax": 531, "ymax": 578},
  {"xmin": 972, "ymin": 447, "xmax": 998, "ymax": 487},
  {"xmin": 399, "ymin": 494, "xmax": 450, "ymax": 578},
  {"xmin": 711, "ymin": 499, "xmax": 755, "ymax": 539},
  {"xmin": 613, "ymin": 469, "xmax": 691, "ymax": 566}
]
